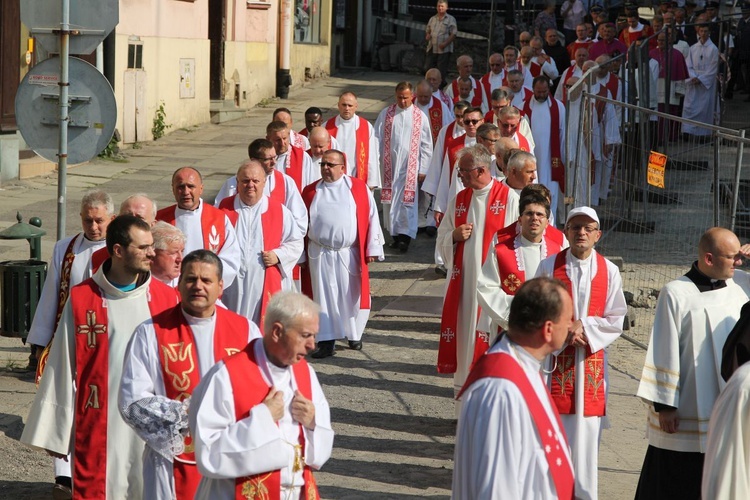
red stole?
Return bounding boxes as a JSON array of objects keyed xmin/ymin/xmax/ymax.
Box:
[
  {"xmin": 550, "ymin": 249, "xmax": 609, "ymax": 416},
  {"xmin": 457, "ymin": 352, "xmax": 574, "ymax": 500},
  {"xmin": 324, "ymin": 115, "xmax": 371, "ymax": 184},
  {"xmin": 301, "ymin": 177, "xmax": 372, "ymax": 309},
  {"xmin": 153, "ymin": 306, "xmax": 250, "ymax": 500},
  {"xmin": 529, "ymin": 61, "xmax": 542, "ymax": 78},
  {"xmin": 37, "ymin": 235, "xmax": 79, "ymax": 384},
  {"xmin": 450, "ymin": 78, "xmax": 484, "ymax": 108},
  {"xmin": 514, "ymin": 132, "xmax": 531, "ymax": 152},
  {"xmin": 284, "ymin": 146, "xmax": 305, "ymax": 192},
  {"xmin": 427, "ymin": 97, "xmax": 444, "ymax": 144},
  {"xmin": 493, "ymin": 222, "xmax": 565, "ymax": 294},
  {"xmin": 605, "ymin": 74, "xmax": 620, "ymax": 101},
  {"xmin": 91, "ymin": 246, "xmax": 110, "ymax": 274},
  {"xmin": 71, "ymin": 277, "xmax": 179, "ymax": 499},
  {"xmin": 381, "ymin": 104, "xmax": 421, "ymax": 206},
  {"xmin": 437, "ymin": 181, "xmax": 511, "ymax": 374},
  {"xmin": 225, "ymin": 339, "xmax": 319, "ymax": 500},
  {"xmin": 523, "ymin": 97, "xmax": 565, "ymax": 192},
  {"xmin": 268, "ymin": 170, "xmax": 287, "ymax": 206},
  {"xmin": 594, "ymin": 83, "xmax": 610, "ymax": 123},
  {"xmin": 219, "ymin": 196, "xmax": 285, "ymax": 329},
  {"xmin": 156, "ymin": 203, "xmax": 228, "ymax": 253},
  {"xmin": 479, "ymin": 72, "xmax": 504, "ymax": 103},
  {"xmin": 444, "ymin": 126, "xmax": 466, "ymax": 184},
  {"xmin": 483, "ymin": 110, "xmax": 496, "ymax": 125}
]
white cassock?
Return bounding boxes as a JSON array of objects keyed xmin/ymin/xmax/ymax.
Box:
[
  {"xmin": 21, "ymin": 268, "xmax": 166, "ymax": 499},
  {"xmin": 527, "ymin": 98, "xmax": 566, "ymax": 219},
  {"xmin": 433, "ymin": 90, "xmax": 455, "ymax": 119},
  {"xmin": 512, "ymin": 89, "xmax": 532, "ymax": 110},
  {"xmin": 554, "ymin": 66, "xmax": 583, "ymax": 102},
  {"xmin": 422, "ymin": 121, "xmax": 465, "ymax": 196},
  {"xmin": 637, "ymin": 271, "xmax": 750, "ymax": 453},
  {"xmin": 588, "ymin": 91, "xmax": 621, "ymax": 206},
  {"xmin": 27, "ymin": 233, "xmax": 104, "ymax": 347},
  {"xmin": 416, "ymin": 100, "xmax": 453, "ymax": 227},
  {"xmin": 509, "ymin": 126, "xmax": 537, "ymax": 156},
  {"xmin": 118, "ymin": 310, "xmax": 261, "ymax": 500},
  {"xmin": 566, "ymin": 93, "xmax": 591, "ymax": 206},
  {"xmin": 433, "ymin": 135, "xmax": 477, "ymax": 215},
  {"xmin": 326, "ymin": 115, "xmax": 382, "ymax": 188},
  {"xmin": 275, "ymin": 148, "xmax": 317, "ymax": 186},
  {"xmin": 172, "ymin": 200, "xmax": 240, "ymax": 288},
  {"xmin": 437, "ymin": 181, "xmax": 518, "ymax": 406},
  {"xmin": 189, "ymin": 340, "xmax": 334, "ymax": 500},
  {"xmin": 308, "ymin": 176, "xmax": 385, "ymax": 342},
  {"xmin": 444, "ymin": 76, "xmax": 489, "ymax": 114},
  {"xmin": 289, "ymin": 129, "xmax": 310, "ymax": 150},
  {"xmin": 374, "ymin": 104, "xmax": 433, "ymax": 239},
  {"xmin": 702, "ymin": 362, "xmax": 750, "ymax": 499},
  {"xmin": 221, "ymin": 197, "xmax": 304, "ymax": 325},
  {"xmin": 477, "ymin": 232, "xmax": 568, "ymax": 333},
  {"xmin": 530, "ymin": 56, "xmax": 559, "ymax": 80},
  {"xmin": 536, "ymin": 249, "xmax": 626, "ymax": 500},
  {"xmin": 453, "ymin": 336, "xmax": 572, "ymax": 500},
  {"xmin": 682, "ymin": 38, "xmax": 719, "ymax": 135},
  {"xmin": 417, "ymin": 100, "xmax": 453, "ymax": 130}
]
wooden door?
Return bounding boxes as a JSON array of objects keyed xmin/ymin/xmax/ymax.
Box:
[{"xmin": 0, "ymin": 0, "xmax": 20, "ymax": 132}]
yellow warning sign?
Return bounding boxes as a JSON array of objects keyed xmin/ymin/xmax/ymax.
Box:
[{"xmin": 647, "ymin": 151, "xmax": 667, "ymax": 189}]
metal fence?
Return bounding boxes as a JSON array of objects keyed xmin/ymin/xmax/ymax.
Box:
[{"xmin": 565, "ymin": 51, "xmax": 750, "ymax": 346}]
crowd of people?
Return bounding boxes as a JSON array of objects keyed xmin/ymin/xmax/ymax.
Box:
[{"xmin": 13, "ymin": 0, "xmax": 750, "ymax": 498}]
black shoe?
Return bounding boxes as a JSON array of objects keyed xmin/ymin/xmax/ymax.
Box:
[
  {"xmin": 435, "ymin": 265, "xmax": 448, "ymax": 277},
  {"xmin": 348, "ymin": 340, "xmax": 363, "ymax": 350},
  {"xmin": 389, "ymin": 239, "xmax": 400, "ymax": 249},
  {"xmin": 424, "ymin": 226, "xmax": 437, "ymax": 238},
  {"xmin": 311, "ymin": 340, "xmax": 335, "ymax": 359},
  {"xmin": 397, "ymin": 241, "xmax": 409, "ymax": 253}
]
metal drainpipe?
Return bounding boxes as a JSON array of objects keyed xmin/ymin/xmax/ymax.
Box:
[{"xmin": 277, "ymin": 0, "xmax": 293, "ymax": 99}]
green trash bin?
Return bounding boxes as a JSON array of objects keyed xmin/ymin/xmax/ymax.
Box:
[{"xmin": 0, "ymin": 260, "xmax": 47, "ymax": 338}]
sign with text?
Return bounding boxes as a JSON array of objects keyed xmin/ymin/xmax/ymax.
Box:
[{"xmin": 647, "ymin": 151, "xmax": 667, "ymax": 189}]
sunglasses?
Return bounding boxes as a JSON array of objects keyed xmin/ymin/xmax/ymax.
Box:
[{"xmin": 464, "ymin": 119, "xmax": 481, "ymax": 125}]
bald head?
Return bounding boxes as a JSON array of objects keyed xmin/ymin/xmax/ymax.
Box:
[
  {"xmin": 308, "ymin": 127, "xmax": 331, "ymax": 158},
  {"xmin": 494, "ymin": 137, "xmax": 520, "ymax": 175},
  {"xmin": 236, "ymin": 160, "xmax": 267, "ymax": 207},
  {"xmin": 120, "ymin": 194, "xmax": 157, "ymax": 226},
  {"xmin": 425, "ymin": 68, "xmax": 442, "ymax": 91},
  {"xmin": 520, "ymin": 46, "xmax": 533, "ymax": 63},
  {"xmin": 416, "ymin": 80, "xmax": 434, "ymax": 106},
  {"xmin": 698, "ymin": 228, "xmax": 743, "ymax": 280}
]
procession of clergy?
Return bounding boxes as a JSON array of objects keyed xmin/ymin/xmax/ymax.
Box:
[{"xmin": 14, "ymin": 9, "xmax": 744, "ymax": 496}]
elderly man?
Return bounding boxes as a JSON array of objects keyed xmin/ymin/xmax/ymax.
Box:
[
  {"xmin": 273, "ymin": 107, "xmax": 309, "ymax": 150},
  {"xmin": 556, "ymin": 47, "xmax": 589, "ymax": 101},
  {"xmin": 636, "ymin": 228, "xmax": 750, "ymax": 499},
  {"xmin": 424, "ymin": 0, "xmax": 457, "ymax": 85},
  {"xmin": 156, "ymin": 167, "xmax": 240, "ymax": 287},
  {"xmin": 268, "ymin": 120, "xmax": 317, "ymax": 192},
  {"xmin": 415, "ymin": 79, "xmax": 453, "ymax": 145},
  {"xmin": 503, "ymin": 45, "xmax": 523, "ymax": 73},
  {"xmin": 324, "ymin": 91, "xmax": 381, "ymax": 188},
  {"xmin": 375, "ymin": 81, "xmax": 433, "ymax": 253},
  {"xmin": 307, "ymin": 126, "xmax": 343, "ymax": 180},
  {"xmin": 453, "ymin": 277, "xmax": 575, "ymax": 499},
  {"xmin": 528, "ymin": 36, "xmax": 560, "ymax": 81},
  {"xmin": 445, "ymin": 55, "xmax": 489, "ymax": 112},
  {"xmin": 150, "ymin": 221, "xmax": 186, "ymax": 287},
  {"xmin": 436, "ymin": 145, "xmax": 518, "ymax": 411},
  {"xmin": 502, "ymin": 149, "xmax": 537, "ymax": 195},
  {"xmin": 477, "ymin": 192, "xmax": 567, "ymax": 334},
  {"xmin": 426, "ymin": 67, "xmax": 454, "ymax": 112},
  {"xmin": 119, "ymin": 250, "xmax": 260, "ymax": 500},
  {"xmin": 682, "ymin": 24, "xmax": 719, "ymax": 137},
  {"xmin": 189, "ymin": 292, "xmax": 334, "ymax": 500},
  {"xmin": 479, "ymin": 52, "xmax": 507, "ymax": 99},
  {"xmin": 219, "ymin": 161, "xmax": 305, "ymax": 327},
  {"xmin": 497, "ymin": 105, "xmax": 535, "ymax": 152},
  {"xmin": 508, "ymin": 69, "xmax": 534, "ymax": 108},
  {"xmin": 523, "ymin": 76, "xmax": 566, "ymax": 220},
  {"xmin": 21, "ymin": 215, "xmax": 180, "ymax": 499},
  {"xmin": 536, "ymin": 206, "xmax": 627, "ymax": 500},
  {"xmin": 302, "ymin": 149, "xmax": 385, "ymax": 358},
  {"xmin": 493, "ymin": 137, "xmax": 518, "ymax": 179}
]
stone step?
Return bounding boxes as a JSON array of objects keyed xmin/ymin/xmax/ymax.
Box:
[{"xmin": 18, "ymin": 152, "xmax": 56, "ymax": 179}]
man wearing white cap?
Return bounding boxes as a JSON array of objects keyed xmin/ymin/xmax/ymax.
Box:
[{"xmin": 535, "ymin": 206, "xmax": 627, "ymax": 500}]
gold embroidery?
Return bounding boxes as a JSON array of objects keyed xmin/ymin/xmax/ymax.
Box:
[
  {"xmin": 225, "ymin": 347, "xmax": 241, "ymax": 356},
  {"xmin": 76, "ymin": 310, "xmax": 107, "ymax": 348},
  {"xmin": 85, "ymin": 384, "xmax": 100, "ymax": 409},
  {"xmin": 502, "ymin": 273, "xmax": 522, "ymax": 292},
  {"xmin": 161, "ymin": 342, "xmax": 196, "ymax": 393},
  {"xmin": 241, "ymin": 473, "xmax": 272, "ymax": 499},
  {"xmin": 586, "ymin": 356, "xmax": 604, "ymax": 399},
  {"xmin": 553, "ymin": 351, "xmax": 575, "ymax": 394}
]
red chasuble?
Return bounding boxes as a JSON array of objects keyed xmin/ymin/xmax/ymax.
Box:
[
  {"xmin": 457, "ymin": 352, "xmax": 574, "ymax": 500},
  {"xmin": 300, "ymin": 177, "xmax": 372, "ymax": 309},
  {"xmin": 444, "ymin": 130, "xmax": 467, "ymax": 185},
  {"xmin": 528, "ymin": 61, "xmax": 542, "ymax": 78},
  {"xmin": 550, "ymin": 249, "xmax": 609, "ymax": 416},
  {"xmin": 267, "ymin": 170, "xmax": 287, "ymax": 206},
  {"xmin": 219, "ymin": 196, "xmax": 284, "ymax": 329},
  {"xmin": 450, "ymin": 78, "xmax": 484, "ymax": 108},
  {"xmin": 437, "ymin": 180, "xmax": 511, "ymax": 374},
  {"xmin": 605, "ymin": 74, "xmax": 620, "ymax": 102},
  {"xmin": 515, "ymin": 132, "xmax": 531, "ymax": 152},
  {"xmin": 427, "ymin": 97, "xmax": 444, "ymax": 144},
  {"xmin": 493, "ymin": 222, "xmax": 565, "ymax": 295},
  {"xmin": 324, "ymin": 115, "xmax": 371, "ymax": 184},
  {"xmin": 224, "ymin": 339, "xmax": 319, "ymax": 500},
  {"xmin": 523, "ymin": 97, "xmax": 566, "ymax": 192},
  {"xmin": 153, "ymin": 305, "xmax": 250, "ymax": 500},
  {"xmin": 37, "ymin": 235, "xmax": 79, "ymax": 384},
  {"xmin": 156, "ymin": 203, "xmax": 229, "ymax": 253},
  {"xmin": 71, "ymin": 277, "xmax": 179, "ymax": 499}
]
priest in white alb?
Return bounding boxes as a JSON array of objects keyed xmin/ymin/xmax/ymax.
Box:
[
  {"xmin": 682, "ymin": 24, "xmax": 719, "ymax": 136},
  {"xmin": 453, "ymin": 277, "xmax": 575, "ymax": 500},
  {"xmin": 301, "ymin": 150, "xmax": 385, "ymax": 359},
  {"xmin": 21, "ymin": 215, "xmax": 180, "ymax": 499},
  {"xmin": 189, "ymin": 292, "xmax": 334, "ymax": 500},
  {"xmin": 374, "ymin": 81, "xmax": 433, "ymax": 253},
  {"xmin": 219, "ymin": 160, "xmax": 304, "ymax": 327}
]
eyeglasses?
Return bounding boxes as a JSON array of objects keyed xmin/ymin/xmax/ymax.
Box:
[
  {"xmin": 464, "ymin": 119, "xmax": 481, "ymax": 125},
  {"xmin": 458, "ymin": 167, "xmax": 479, "ymax": 174},
  {"xmin": 320, "ymin": 161, "xmax": 344, "ymax": 168},
  {"xmin": 567, "ymin": 224, "xmax": 599, "ymax": 234}
]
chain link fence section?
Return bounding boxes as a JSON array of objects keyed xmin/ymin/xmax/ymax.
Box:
[{"xmin": 565, "ymin": 66, "xmax": 750, "ymax": 346}]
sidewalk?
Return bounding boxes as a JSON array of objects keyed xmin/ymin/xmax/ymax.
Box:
[{"xmin": 0, "ymin": 69, "xmax": 648, "ymax": 498}]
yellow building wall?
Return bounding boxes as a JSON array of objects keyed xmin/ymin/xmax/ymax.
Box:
[
  {"xmin": 223, "ymin": 41, "xmax": 277, "ymax": 107},
  {"xmin": 289, "ymin": 0, "xmax": 332, "ymax": 87}
]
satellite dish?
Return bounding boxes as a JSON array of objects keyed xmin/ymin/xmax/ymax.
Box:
[{"xmin": 15, "ymin": 57, "xmax": 117, "ymax": 165}]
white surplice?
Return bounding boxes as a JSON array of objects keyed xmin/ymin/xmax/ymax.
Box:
[
  {"xmin": 189, "ymin": 340, "xmax": 334, "ymax": 500},
  {"xmin": 422, "ymin": 121, "xmax": 465, "ymax": 196},
  {"xmin": 702, "ymin": 362, "xmax": 750, "ymax": 499},
  {"xmin": 118, "ymin": 310, "xmax": 261, "ymax": 500},
  {"xmin": 27, "ymin": 233, "xmax": 105, "ymax": 346},
  {"xmin": 326, "ymin": 115, "xmax": 382, "ymax": 188},
  {"xmin": 437, "ymin": 181, "xmax": 518, "ymax": 405},
  {"xmin": 452, "ymin": 336, "xmax": 572, "ymax": 500},
  {"xmin": 374, "ymin": 104, "xmax": 433, "ymax": 239},
  {"xmin": 682, "ymin": 38, "xmax": 719, "ymax": 135},
  {"xmin": 307, "ymin": 176, "xmax": 385, "ymax": 342},
  {"xmin": 171, "ymin": 199, "xmax": 240, "ymax": 288},
  {"xmin": 433, "ymin": 135, "xmax": 477, "ymax": 214},
  {"xmin": 21, "ymin": 268, "xmax": 165, "ymax": 499},
  {"xmin": 221, "ymin": 196, "xmax": 304, "ymax": 325},
  {"xmin": 444, "ymin": 76, "xmax": 489, "ymax": 114},
  {"xmin": 637, "ymin": 271, "xmax": 750, "ymax": 453},
  {"xmin": 527, "ymin": 97, "xmax": 566, "ymax": 219},
  {"xmin": 535, "ymin": 249, "xmax": 626, "ymax": 500},
  {"xmin": 275, "ymin": 148, "xmax": 317, "ymax": 187}
]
